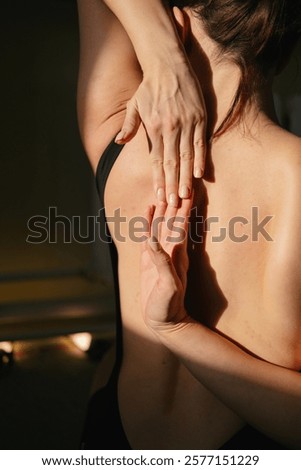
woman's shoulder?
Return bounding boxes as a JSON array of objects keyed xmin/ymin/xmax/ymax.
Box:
[
  {"xmin": 262, "ymin": 125, "xmax": 301, "ymax": 187},
  {"xmin": 254, "ymin": 125, "xmax": 301, "ymax": 243},
  {"xmin": 267, "ymin": 126, "xmax": 301, "ymax": 161}
]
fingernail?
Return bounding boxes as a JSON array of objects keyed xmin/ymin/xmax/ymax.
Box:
[
  {"xmin": 157, "ymin": 187, "xmax": 165, "ymax": 202},
  {"xmin": 194, "ymin": 168, "xmax": 203, "ymax": 178},
  {"xmin": 179, "ymin": 185, "xmax": 190, "ymax": 199},
  {"xmin": 169, "ymin": 193, "xmax": 178, "ymax": 207},
  {"xmin": 148, "ymin": 236, "xmax": 160, "ymax": 251},
  {"xmin": 115, "ymin": 130, "xmax": 126, "ymax": 143}
]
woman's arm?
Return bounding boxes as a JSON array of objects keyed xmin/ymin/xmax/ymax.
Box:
[
  {"xmin": 77, "ymin": 0, "xmax": 142, "ymax": 170},
  {"xmin": 102, "ymin": 1, "xmax": 207, "ymax": 205},
  {"xmin": 140, "ymin": 200, "xmax": 301, "ymax": 449},
  {"xmin": 103, "ymin": 0, "xmax": 185, "ymax": 69},
  {"xmin": 154, "ymin": 316, "xmax": 301, "ymax": 449}
]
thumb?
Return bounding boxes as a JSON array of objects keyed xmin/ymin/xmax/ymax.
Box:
[
  {"xmin": 115, "ymin": 100, "xmax": 141, "ymax": 143},
  {"xmin": 148, "ymin": 236, "xmax": 177, "ymax": 281}
]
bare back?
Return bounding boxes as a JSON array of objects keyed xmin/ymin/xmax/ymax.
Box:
[{"xmin": 101, "ymin": 122, "xmax": 300, "ymax": 449}]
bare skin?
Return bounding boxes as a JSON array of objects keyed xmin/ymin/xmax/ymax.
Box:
[
  {"xmin": 77, "ymin": 1, "xmax": 301, "ymax": 449},
  {"xmin": 78, "ymin": 0, "xmax": 206, "ymax": 207}
]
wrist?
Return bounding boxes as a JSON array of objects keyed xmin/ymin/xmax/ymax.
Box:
[
  {"xmin": 138, "ymin": 38, "xmax": 188, "ymax": 73},
  {"xmin": 144, "ymin": 54, "xmax": 190, "ymax": 78},
  {"xmin": 149, "ymin": 316, "xmax": 208, "ymax": 361},
  {"xmin": 147, "ymin": 311, "xmax": 195, "ymax": 336}
]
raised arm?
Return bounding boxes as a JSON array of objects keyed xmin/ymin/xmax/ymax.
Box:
[
  {"xmin": 77, "ymin": 0, "xmax": 142, "ymax": 169},
  {"xmin": 102, "ymin": 0, "xmax": 185, "ymax": 69},
  {"xmin": 77, "ymin": 0, "xmax": 206, "ymax": 195},
  {"xmin": 140, "ymin": 198, "xmax": 301, "ymax": 449},
  {"xmin": 101, "ymin": 1, "xmax": 207, "ymax": 205}
]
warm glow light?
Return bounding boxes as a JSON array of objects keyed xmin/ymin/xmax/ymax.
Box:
[
  {"xmin": 0, "ymin": 342, "xmax": 13, "ymax": 354},
  {"xmin": 70, "ymin": 333, "xmax": 92, "ymax": 352}
]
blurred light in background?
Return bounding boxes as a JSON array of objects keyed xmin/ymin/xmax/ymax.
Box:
[
  {"xmin": 69, "ymin": 333, "xmax": 92, "ymax": 352},
  {"xmin": 0, "ymin": 342, "xmax": 13, "ymax": 354}
]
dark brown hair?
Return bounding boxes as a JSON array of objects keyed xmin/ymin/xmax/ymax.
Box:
[{"xmin": 169, "ymin": 0, "xmax": 301, "ymax": 135}]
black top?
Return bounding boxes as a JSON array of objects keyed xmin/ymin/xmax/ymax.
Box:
[{"xmin": 96, "ymin": 138, "xmax": 125, "ymax": 373}]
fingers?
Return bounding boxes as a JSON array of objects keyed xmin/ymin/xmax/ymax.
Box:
[
  {"xmin": 146, "ymin": 199, "xmax": 192, "ymax": 287},
  {"xmin": 147, "ymin": 236, "xmax": 177, "ymax": 281},
  {"xmin": 163, "ymin": 131, "xmax": 180, "ymax": 208},
  {"xmin": 150, "ymin": 128, "xmax": 182, "ymax": 208},
  {"xmin": 193, "ymin": 120, "xmax": 206, "ymax": 178},
  {"xmin": 163, "ymin": 196, "xmax": 192, "ymax": 237},
  {"xmin": 171, "ymin": 197, "xmax": 192, "ymax": 277},
  {"xmin": 148, "ymin": 198, "xmax": 192, "ymax": 252},
  {"xmin": 154, "ymin": 120, "xmax": 206, "ymax": 205},
  {"xmin": 149, "ymin": 137, "xmax": 165, "ymax": 202},
  {"xmin": 178, "ymin": 128, "xmax": 193, "ymax": 200},
  {"xmin": 140, "ymin": 205, "xmax": 156, "ymax": 263},
  {"xmin": 151, "ymin": 201, "xmax": 167, "ymax": 241},
  {"xmin": 117, "ymin": 95, "xmax": 207, "ymax": 204},
  {"xmin": 177, "ymin": 193, "xmax": 194, "ymax": 223},
  {"xmin": 173, "ymin": 119, "xmax": 207, "ymax": 191},
  {"xmin": 142, "ymin": 205, "xmax": 155, "ymax": 237},
  {"xmin": 115, "ymin": 99, "xmax": 141, "ymax": 144}
]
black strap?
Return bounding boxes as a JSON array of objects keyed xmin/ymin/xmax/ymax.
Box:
[{"xmin": 95, "ymin": 139, "xmax": 125, "ymax": 369}]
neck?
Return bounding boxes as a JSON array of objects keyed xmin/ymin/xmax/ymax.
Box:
[{"xmin": 187, "ymin": 20, "xmax": 278, "ymax": 138}]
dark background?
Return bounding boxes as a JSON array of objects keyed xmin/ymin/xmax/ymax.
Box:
[
  {"xmin": 0, "ymin": 0, "xmax": 114, "ymax": 342},
  {"xmin": 0, "ymin": 0, "xmax": 113, "ymax": 450}
]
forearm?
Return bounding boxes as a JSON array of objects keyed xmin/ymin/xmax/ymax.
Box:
[
  {"xmin": 155, "ymin": 319, "xmax": 301, "ymax": 448},
  {"xmin": 102, "ymin": 0, "xmax": 186, "ymax": 70}
]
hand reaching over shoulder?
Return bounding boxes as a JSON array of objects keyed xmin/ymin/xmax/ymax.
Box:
[
  {"xmin": 102, "ymin": 1, "xmax": 207, "ymax": 204},
  {"xmin": 116, "ymin": 63, "xmax": 206, "ymax": 207},
  {"xmin": 140, "ymin": 197, "xmax": 193, "ymax": 330}
]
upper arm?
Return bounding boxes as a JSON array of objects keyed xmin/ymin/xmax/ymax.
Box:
[{"xmin": 77, "ymin": 0, "xmax": 142, "ymax": 166}]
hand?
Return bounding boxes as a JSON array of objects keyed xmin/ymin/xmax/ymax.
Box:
[
  {"xmin": 116, "ymin": 64, "xmax": 207, "ymax": 206},
  {"xmin": 140, "ymin": 197, "xmax": 193, "ymax": 330}
]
